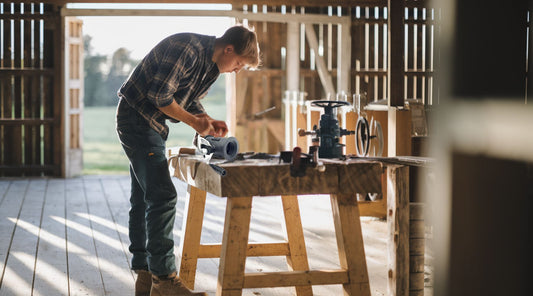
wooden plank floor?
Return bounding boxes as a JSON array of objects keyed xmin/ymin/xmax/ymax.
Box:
[{"xmin": 0, "ymin": 175, "xmax": 429, "ymax": 296}]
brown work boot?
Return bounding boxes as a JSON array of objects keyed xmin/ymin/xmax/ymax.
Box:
[
  {"xmin": 150, "ymin": 272, "xmax": 207, "ymax": 296},
  {"xmin": 135, "ymin": 270, "xmax": 152, "ymax": 296}
]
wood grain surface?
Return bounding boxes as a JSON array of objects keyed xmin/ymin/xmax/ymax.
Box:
[{"xmin": 170, "ymin": 156, "xmax": 383, "ymax": 197}]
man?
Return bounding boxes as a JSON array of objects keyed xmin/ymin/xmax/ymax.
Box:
[{"xmin": 116, "ymin": 24, "xmax": 260, "ymax": 296}]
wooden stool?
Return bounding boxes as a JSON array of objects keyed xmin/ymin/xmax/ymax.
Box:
[{"xmin": 177, "ymin": 185, "xmax": 371, "ymax": 296}]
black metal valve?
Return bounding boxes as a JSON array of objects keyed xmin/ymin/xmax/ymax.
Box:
[{"xmin": 299, "ymin": 100, "xmax": 355, "ymax": 158}]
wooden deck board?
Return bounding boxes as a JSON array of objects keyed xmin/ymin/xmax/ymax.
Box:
[
  {"xmin": 0, "ymin": 175, "xmax": 401, "ymax": 296},
  {"xmin": 33, "ymin": 179, "xmax": 69, "ymax": 296}
]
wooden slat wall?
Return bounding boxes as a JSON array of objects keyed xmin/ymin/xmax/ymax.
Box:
[
  {"xmin": 234, "ymin": 2, "xmax": 435, "ymax": 153},
  {"xmin": 0, "ymin": 3, "xmax": 61, "ymax": 176},
  {"xmin": 352, "ymin": 2, "xmax": 435, "ymax": 105}
]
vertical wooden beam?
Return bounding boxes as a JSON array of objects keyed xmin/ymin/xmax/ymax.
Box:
[
  {"xmin": 33, "ymin": 3, "xmax": 43, "ymax": 171},
  {"xmin": 451, "ymin": 0, "xmax": 527, "ymax": 99},
  {"xmin": 388, "ymin": 0, "xmax": 405, "ymax": 107},
  {"xmin": 23, "ymin": 3, "xmax": 35, "ymax": 173},
  {"xmin": 13, "ymin": 3, "xmax": 23, "ymax": 172},
  {"xmin": 529, "ymin": 1, "xmax": 533, "ymax": 104},
  {"xmin": 305, "ymin": 23, "xmax": 335, "ymax": 97},
  {"xmin": 1, "ymin": 4, "xmax": 14, "ymax": 174},
  {"xmin": 55, "ymin": 4, "xmax": 64, "ymax": 176},
  {"xmin": 280, "ymin": 195, "xmax": 313, "ymax": 295},
  {"xmin": 286, "ymin": 20, "xmax": 300, "ymax": 150},
  {"xmin": 387, "ymin": 108, "xmax": 411, "ymax": 157},
  {"xmin": 337, "ymin": 19, "xmax": 351, "ymax": 95},
  {"xmin": 446, "ymin": 154, "xmax": 529, "ymax": 296},
  {"xmin": 330, "ymin": 193, "xmax": 371, "ymax": 296},
  {"xmin": 409, "ymin": 202, "xmax": 425, "ymax": 296},
  {"xmin": 63, "ymin": 15, "xmax": 71, "ymax": 177},
  {"xmin": 387, "ymin": 165, "xmax": 409, "ymax": 296},
  {"xmin": 286, "ymin": 21, "xmax": 300, "ymax": 92},
  {"xmin": 217, "ymin": 196, "xmax": 253, "ymax": 296},
  {"xmin": 178, "ymin": 185, "xmax": 207, "ymax": 290},
  {"xmin": 42, "ymin": 4, "xmax": 60, "ymax": 175}
]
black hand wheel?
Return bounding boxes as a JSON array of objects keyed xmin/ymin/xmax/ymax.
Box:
[
  {"xmin": 356, "ymin": 117, "xmax": 370, "ymax": 156},
  {"xmin": 311, "ymin": 100, "xmax": 351, "ymax": 109},
  {"xmin": 312, "ymin": 100, "xmax": 351, "ymax": 116}
]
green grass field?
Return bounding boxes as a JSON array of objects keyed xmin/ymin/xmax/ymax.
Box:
[{"xmin": 83, "ymin": 99, "xmax": 226, "ymax": 175}]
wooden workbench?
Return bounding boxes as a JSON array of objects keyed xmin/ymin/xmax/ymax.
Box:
[{"xmin": 169, "ymin": 154, "xmax": 412, "ymax": 296}]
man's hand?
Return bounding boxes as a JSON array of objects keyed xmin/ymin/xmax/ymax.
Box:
[
  {"xmin": 193, "ymin": 114, "xmax": 228, "ymax": 137},
  {"xmin": 210, "ymin": 119, "xmax": 228, "ymax": 137},
  {"xmin": 157, "ymin": 101, "xmax": 228, "ymax": 137}
]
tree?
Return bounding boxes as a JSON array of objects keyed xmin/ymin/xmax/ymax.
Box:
[
  {"xmin": 105, "ymin": 48, "xmax": 138, "ymax": 106},
  {"xmin": 83, "ymin": 35, "xmax": 107, "ymax": 106}
]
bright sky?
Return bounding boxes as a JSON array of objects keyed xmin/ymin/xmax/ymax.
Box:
[{"xmin": 70, "ymin": 4, "xmax": 234, "ymax": 60}]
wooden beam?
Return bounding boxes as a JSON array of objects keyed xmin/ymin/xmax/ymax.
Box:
[
  {"xmin": 62, "ymin": 8, "xmax": 351, "ymax": 26},
  {"xmin": 387, "ymin": 0, "xmax": 405, "ymax": 107},
  {"xmin": 178, "ymin": 185, "xmax": 207, "ymax": 289},
  {"xmin": 305, "ymin": 23, "xmax": 336, "ymax": 96},
  {"xmin": 387, "ymin": 165, "xmax": 409, "ymax": 296},
  {"xmin": 337, "ymin": 16, "xmax": 351, "ymax": 94},
  {"xmin": 49, "ymin": 1, "xmax": 389, "ymax": 8},
  {"xmin": 243, "ymin": 270, "xmax": 349, "ymax": 288},
  {"xmin": 286, "ymin": 21, "xmax": 300, "ymax": 91},
  {"xmin": 197, "ymin": 242, "xmax": 290, "ymax": 258}
]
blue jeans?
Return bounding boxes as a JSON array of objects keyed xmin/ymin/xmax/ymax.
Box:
[{"xmin": 116, "ymin": 99, "xmax": 177, "ymax": 276}]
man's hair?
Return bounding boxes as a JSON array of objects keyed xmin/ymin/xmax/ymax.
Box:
[{"xmin": 218, "ymin": 24, "xmax": 261, "ymax": 69}]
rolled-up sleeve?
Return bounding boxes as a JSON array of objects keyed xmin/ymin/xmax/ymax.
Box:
[
  {"xmin": 146, "ymin": 47, "xmax": 194, "ymax": 107},
  {"xmin": 187, "ymin": 99, "xmax": 206, "ymax": 115}
]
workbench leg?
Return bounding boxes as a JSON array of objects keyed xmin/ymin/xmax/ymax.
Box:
[
  {"xmin": 281, "ymin": 195, "xmax": 313, "ymax": 296},
  {"xmin": 178, "ymin": 185, "xmax": 207, "ymax": 289},
  {"xmin": 217, "ymin": 196, "xmax": 253, "ymax": 296},
  {"xmin": 330, "ymin": 193, "xmax": 371, "ymax": 296},
  {"xmin": 387, "ymin": 166, "xmax": 409, "ymax": 296}
]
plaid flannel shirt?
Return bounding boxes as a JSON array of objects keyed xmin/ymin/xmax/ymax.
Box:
[{"xmin": 117, "ymin": 33, "xmax": 220, "ymax": 139}]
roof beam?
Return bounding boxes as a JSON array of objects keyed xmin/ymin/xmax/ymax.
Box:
[
  {"xmin": 61, "ymin": 8, "xmax": 350, "ymax": 26},
  {"xmin": 48, "ymin": 1, "xmax": 388, "ymax": 7}
]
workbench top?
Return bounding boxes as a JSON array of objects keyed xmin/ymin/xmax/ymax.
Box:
[{"xmin": 169, "ymin": 154, "xmax": 384, "ymax": 198}]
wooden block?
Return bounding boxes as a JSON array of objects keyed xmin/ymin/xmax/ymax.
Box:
[
  {"xmin": 258, "ymin": 164, "xmax": 338, "ymax": 197},
  {"xmin": 388, "ymin": 108, "xmax": 412, "ymax": 157},
  {"xmin": 358, "ymin": 199, "xmax": 387, "ymax": 218},
  {"xmin": 337, "ymin": 161, "xmax": 383, "ymax": 195}
]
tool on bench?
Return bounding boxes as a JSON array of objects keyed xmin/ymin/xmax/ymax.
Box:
[
  {"xmin": 195, "ymin": 135, "xmax": 239, "ymax": 162},
  {"xmin": 177, "ymin": 134, "xmax": 239, "ymax": 176},
  {"xmin": 298, "ymin": 100, "xmax": 355, "ymax": 159},
  {"xmin": 354, "ymin": 94, "xmax": 383, "ymax": 157},
  {"xmin": 283, "ymin": 146, "xmax": 325, "ymax": 177}
]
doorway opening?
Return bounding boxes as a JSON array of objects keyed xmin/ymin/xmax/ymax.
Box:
[{"xmin": 68, "ymin": 3, "xmax": 234, "ymax": 175}]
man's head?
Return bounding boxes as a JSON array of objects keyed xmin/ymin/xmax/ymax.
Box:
[{"xmin": 214, "ymin": 24, "xmax": 261, "ymax": 73}]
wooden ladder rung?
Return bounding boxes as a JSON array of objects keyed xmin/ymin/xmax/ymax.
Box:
[
  {"xmin": 197, "ymin": 242, "xmax": 290, "ymax": 258},
  {"xmin": 243, "ymin": 270, "xmax": 349, "ymax": 288}
]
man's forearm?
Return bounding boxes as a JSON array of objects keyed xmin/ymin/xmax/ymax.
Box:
[{"xmin": 157, "ymin": 101, "xmax": 197, "ymax": 127}]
